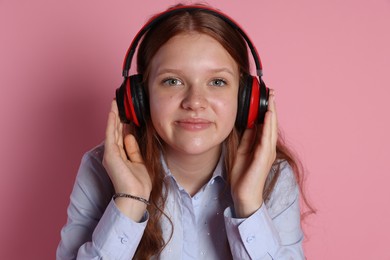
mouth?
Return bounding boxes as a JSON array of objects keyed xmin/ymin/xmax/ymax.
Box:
[{"xmin": 175, "ymin": 118, "xmax": 212, "ymax": 130}]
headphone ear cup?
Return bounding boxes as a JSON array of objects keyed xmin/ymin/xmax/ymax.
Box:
[
  {"xmin": 129, "ymin": 74, "xmax": 147, "ymax": 127},
  {"xmin": 236, "ymin": 75, "xmax": 253, "ymax": 130},
  {"xmin": 116, "ymin": 78, "xmax": 131, "ymax": 124},
  {"xmin": 236, "ymin": 75, "xmax": 269, "ymax": 130},
  {"xmin": 115, "ymin": 74, "xmax": 146, "ymax": 127},
  {"xmin": 257, "ymin": 78, "xmax": 269, "ymax": 124}
]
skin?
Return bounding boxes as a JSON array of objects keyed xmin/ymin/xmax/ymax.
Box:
[
  {"xmin": 148, "ymin": 33, "xmax": 240, "ymax": 195},
  {"xmin": 103, "ymin": 32, "xmax": 277, "ymax": 221}
]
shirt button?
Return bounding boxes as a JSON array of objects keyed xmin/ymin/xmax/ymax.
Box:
[
  {"xmin": 246, "ymin": 235, "xmax": 255, "ymax": 243},
  {"xmin": 120, "ymin": 237, "xmax": 128, "ymax": 244}
]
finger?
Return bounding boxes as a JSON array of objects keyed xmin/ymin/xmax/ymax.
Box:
[
  {"xmin": 105, "ymin": 101, "xmax": 128, "ymax": 161},
  {"xmin": 110, "ymin": 100, "xmax": 120, "ymax": 143},
  {"xmin": 110, "ymin": 100, "xmax": 124, "ymax": 145},
  {"xmin": 124, "ymin": 134, "xmax": 144, "ymax": 164},
  {"xmin": 118, "ymin": 124, "xmax": 129, "ymax": 161},
  {"xmin": 117, "ymin": 115, "xmax": 123, "ymax": 145},
  {"xmin": 267, "ymin": 90, "xmax": 278, "ymax": 146},
  {"xmin": 237, "ymin": 128, "xmax": 256, "ymax": 155},
  {"xmin": 111, "ymin": 98, "xmax": 119, "ymax": 113},
  {"xmin": 105, "ymin": 101, "xmax": 118, "ymax": 147},
  {"xmin": 112, "ymin": 104, "xmax": 129, "ymax": 161},
  {"xmin": 259, "ymin": 109, "xmax": 273, "ymax": 150}
]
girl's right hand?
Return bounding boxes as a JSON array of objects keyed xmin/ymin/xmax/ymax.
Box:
[{"xmin": 102, "ymin": 100, "xmax": 152, "ymax": 221}]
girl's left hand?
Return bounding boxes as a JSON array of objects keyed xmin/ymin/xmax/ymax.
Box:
[{"xmin": 230, "ymin": 90, "xmax": 278, "ymax": 218}]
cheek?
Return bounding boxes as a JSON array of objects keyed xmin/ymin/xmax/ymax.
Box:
[
  {"xmin": 149, "ymin": 94, "xmax": 175, "ymax": 126},
  {"xmin": 217, "ymin": 97, "xmax": 238, "ymax": 124},
  {"xmin": 149, "ymin": 98, "xmax": 165, "ymax": 122}
]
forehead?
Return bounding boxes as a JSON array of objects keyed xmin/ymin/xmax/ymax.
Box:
[{"xmin": 150, "ymin": 32, "xmax": 238, "ymax": 72}]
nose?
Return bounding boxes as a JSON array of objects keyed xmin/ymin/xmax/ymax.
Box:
[{"xmin": 181, "ymin": 85, "xmax": 208, "ymax": 111}]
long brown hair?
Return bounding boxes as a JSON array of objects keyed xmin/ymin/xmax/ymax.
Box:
[{"xmin": 129, "ymin": 5, "xmax": 315, "ymax": 259}]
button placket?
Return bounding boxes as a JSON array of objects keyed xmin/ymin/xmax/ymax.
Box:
[
  {"xmin": 246, "ymin": 235, "xmax": 256, "ymax": 243},
  {"xmin": 181, "ymin": 192, "xmax": 198, "ymax": 257}
]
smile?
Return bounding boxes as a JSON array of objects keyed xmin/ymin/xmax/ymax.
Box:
[{"xmin": 175, "ymin": 118, "xmax": 212, "ymax": 131}]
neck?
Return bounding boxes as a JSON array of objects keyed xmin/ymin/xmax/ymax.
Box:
[{"xmin": 163, "ymin": 145, "xmax": 222, "ymax": 196}]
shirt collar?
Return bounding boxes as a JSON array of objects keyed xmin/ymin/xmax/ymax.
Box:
[{"xmin": 161, "ymin": 150, "xmax": 227, "ymax": 185}]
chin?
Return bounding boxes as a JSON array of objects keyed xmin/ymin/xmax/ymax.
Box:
[{"xmin": 171, "ymin": 139, "xmax": 223, "ymax": 156}]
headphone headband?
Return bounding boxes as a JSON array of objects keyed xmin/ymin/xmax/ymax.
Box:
[
  {"xmin": 122, "ymin": 5, "xmax": 263, "ymax": 78},
  {"xmin": 117, "ymin": 5, "xmax": 269, "ymax": 129}
]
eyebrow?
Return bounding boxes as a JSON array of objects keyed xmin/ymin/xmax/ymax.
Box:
[
  {"xmin": 155, "ymin": 67, "xmax": 236, "ymax": 77},
  {"xmin": 209, "ymin": 68, "xmax": 236, "ymax": 76}
]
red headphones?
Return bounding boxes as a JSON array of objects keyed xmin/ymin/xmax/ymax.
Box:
[{"xmin": 116, "ymin": 5, "xmax": 269, "ymax": 130}]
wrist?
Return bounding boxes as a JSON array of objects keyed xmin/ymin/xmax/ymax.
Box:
[
  {"xmin": 233, "ymin": 198, "xmax": 263, "ymax": 218},
  {"xmin": 113, "ymin": 193, "xmax": 150, "ymax": 205},
  {"xmin": 113, "ymin": 184, "xmax": 151, "ymax": 201},
  {"xmin": 114, "ymin": 196, "xmax": 148, "ymax": 222}
]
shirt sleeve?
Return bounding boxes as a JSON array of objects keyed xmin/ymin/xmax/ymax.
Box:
[
  {"xmin": 56, "ymin": 145, "xmax": 148, "ymax": 260},
  {"xmin": 224, "ymin": 163, "xmax": 304, "ymax": 260}
]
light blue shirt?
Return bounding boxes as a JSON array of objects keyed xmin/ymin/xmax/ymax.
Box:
[{"xmin": 57, "ymin": 144, "xmax": 304, "ymax": 259}]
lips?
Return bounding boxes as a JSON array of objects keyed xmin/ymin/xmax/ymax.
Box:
[{"xmin": 175, "ymin": 118, "xmax": 212, "ymax": 130}]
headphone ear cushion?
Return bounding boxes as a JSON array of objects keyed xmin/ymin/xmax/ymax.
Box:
[
  {"xmin": 236, "ymin": 75, "xmax": 269, "ymax": 130},
  {"xmin": 115, "ymin": 74, "xmax": 146, "ymax": 126},
  {"xmin": 236, "ymin": 75, "xmax": 253, "ymax": 130},
  {"xmin": 129, "ymin": 74, "xmax": 147, "ymax": 127},
  {"xmin": 245, "ymin": 75, "xmax": 262, "ymax": 129},
  {"xmin": 257, "ymin": 78, "xmax": 269, "ymax": 124},
  {"xmin": 116, "ymin": 78, "xmax": 131, "ymax": 124}
]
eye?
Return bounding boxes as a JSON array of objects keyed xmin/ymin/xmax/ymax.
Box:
[
  {"xmin": 162, "ymin": 78, "xmax": 183, "ymax": 86},
  {"xmin": 210, "ymin": 78, "xmax": 227, "ymax": 87}
]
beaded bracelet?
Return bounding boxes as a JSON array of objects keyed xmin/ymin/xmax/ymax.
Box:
[{"xmin": 113, "ymin": 193, "xmax": 150, "ymax": 205}]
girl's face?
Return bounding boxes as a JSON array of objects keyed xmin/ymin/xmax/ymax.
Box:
[{"xmin": 148, "ymin": 33, "xmax": 240, "ymax": 157}]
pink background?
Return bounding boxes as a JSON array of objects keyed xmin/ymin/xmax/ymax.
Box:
[{"xmin": 1, "ymin": 0, "xmax": 389, "ymax": 259}]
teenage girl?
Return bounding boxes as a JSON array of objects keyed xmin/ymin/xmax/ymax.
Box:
[{"xmin": 57, "ymin": 4, "xmax": 311, "ymax": 259}]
